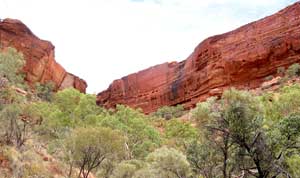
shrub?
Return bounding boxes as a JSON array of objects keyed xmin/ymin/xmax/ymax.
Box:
[
  {"xmin": 31, "ymin": 102, "xmax": 72, "ymax": 139},
  {"xmin": 145, "ymin": 147, "xmax": 191, "ymax": 178},
  {"xmin": 276, "ymin": 84, "xmax": 300, "ymax": 117},
  {"xmin": 187, "ymin": 141, "xmax": 219, "ymax": 177},
  {"xmin": 165, "ymin": 119, "xmax": 198, "ymax": 149},
  {"xmin": 101, "ymin": 105, "xmax": 161, "ymax": 159},
  {"xmin": 51, "ymin": 88, "xmax": 105, "ymax": 125},
  {"xmin": 264, "ymin": 75, "xmax": 273, "ymax": 81},
  {"xmin": 191, "ymin": 97, "xmax": 218, "ymax": 128},
  {"xmin": 111, "ymin": 160, "xmax": 144, "ymax": 178},
  {"xmin": 286, "ymin": 63, "xmax": 300, "ymax": 78},
  {"xmin": 53, "ymin": 88, "xmax": 83, "ymax": 115},
  {"xmin": 35, "ymin": 82, "xmax": 55, "ymax": 101},
  {"xmin": 0, "ymin": 86, "xmax": 25, "ymax": 109},
  {"xmin": 278, "ymin": 113, "xmax": 300, "ymax": 143},
  {"xmin": 2, "ymin": 146, "xmax": 23, "ymax": 178},
  {"xmin": 152, "ymin": 105, "xmax": 185, "ymax": 119},
  {"xmin": 0, "ymin": 47, "xmax": 25, "ymax": 87},
  {"xmin": 286, "ymin": 155, "xmax": 300, "ymax": 177},
  {"xmin": 0, "ymin": 103, "xmax": 30, "ymax": 148},
  {"xmin": 65, "ymin": 127, "xmax": 126, "ymax": 178},
  {"xmin": 2, "ymin": 146, "xmax": 53, "ymax": 178},
  {"xmin": 277, "ymin": 66, "xmax": 285, "ymax": 76}
]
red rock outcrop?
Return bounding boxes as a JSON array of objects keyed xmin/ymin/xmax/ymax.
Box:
[
  {"xmin": 97, "ymin": 2, "xmax": 300, "ymax": 113},
  {"xmin": 0, "ymin": 19, "xmax": 87, "ymax": 93}
]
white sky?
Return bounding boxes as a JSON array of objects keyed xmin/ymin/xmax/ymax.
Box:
[{"xmin": 0, "ymin": 0, "xmax": 298, "ymax": 93}]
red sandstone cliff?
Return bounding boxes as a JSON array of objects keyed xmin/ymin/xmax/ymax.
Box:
[
  {"xmin": 97, "ymin": 2, "xmax": 300, "ymax": 113},
  {"xmin": 0, "ymin": 19, "xmax": 87, "ymax": 93}
]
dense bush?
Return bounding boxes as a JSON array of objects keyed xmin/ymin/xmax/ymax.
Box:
[
  {"xmin": 35, "ymin": 82, "xmax": 55, "ymax": 101},
  {"xmin": 101, "ymin": 105, "xmax": 161, "ymax": 159},
  {"xmin": 111, "ymin": 160, "xmax": 144, "ymax": 178},
  {"xmin": 0, "ymin": 47, "xmax": 25, "ymax": 87},
  {"xmin": 0, "ymin": 97, "xmax": 35, "ymax": 149},
  {"xmin": 165, "ymin": 119, "xmax": 198, "ymax": 150},
  {"xmin": 277, "ymin": 66, "xmax": 285, "ymax": 76},
  {"xmin": 152, "ymin": 105, "xmax": 185, "ymax": 119},
  {"xmin": 286, "ymin": 63, "xmax": 300, "ymax": 78},
  {"xmin": 189, "ymin": 87, "xmax": 300, "ymax": 178},
  {"xmin": 65, "ymin": 127, "xmax": 126, "ymax": 178},
  {"xmin": 150, "ymin": 147, "xmax": 191, "ymax": 177}
]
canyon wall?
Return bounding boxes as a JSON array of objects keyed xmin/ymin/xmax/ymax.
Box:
[
  {"xmin": 97, "ymin": 2, "xmax": 300, "ymax": 113},
  {"xmin": 0, "ymin": 19, "xmax": 87, "ymax": 93}
]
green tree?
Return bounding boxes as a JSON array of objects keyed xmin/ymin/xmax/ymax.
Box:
[
  {"xmin": 65, "ymin": 127, "xmax": 126, "ymax": 178},
  {"xmin": 35, "ymin": 82, "xmax": 55, "ymax": 101},
  {"xmin": 278, "ymin": 113, "xmax": 300, "ymax": 146},
  {"xmin": 165, "ymin": 119, "xmax": 198, "ymax": 150},
  {"xmin": 53, "ymin": 88, "xmax": 83, "ymax": 115},
  {"xmin": 145, "ymin": 147, "xmax": 191, "ymax": 178},
  {"xmin": 191, "ymin": 89, "xmax": 297, "ymax": 178},
  {"xmin": 52, "ymin": 88, "xmax": 106, "ymax": 127},
  {"xmin": 191, "ymin": 96, "xmax": 236, "ymax": 178},
  {"xmin": 0, "ymin": 47, "xmax": 25, "ymax": 87},
  {"xmin": 187, "ymin": 141, "xmax": 220, "ymax": 178},
  {"xmin": 101, "ymin": 105, "xmax": 161, "ymax": 159},
  {"xmin": 0, "ymin": 103, "xmax": 31, "ymax": 148},
  {"xmin": 221, "ymin": 89, "xmax": 292, "ymax": 178},
  {"xmin": 73, "ymin": 93, "xmax": 106, "ymax": 122},
  {"xmin": 191, "ymin": 97, "xmax": 217, "ymax": 130},
  {"xmin": 269, "ymin": 112, "xmax": 300, "ymax": 177},
  {"xmin": 30, "ymin": 102, "xmax": 71, "ymax": 139}
]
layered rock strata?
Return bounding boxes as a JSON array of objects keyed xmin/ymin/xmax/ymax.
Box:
[{"xmin": 97, "ymin": 2, "xmax": 300, "ymax": 113}]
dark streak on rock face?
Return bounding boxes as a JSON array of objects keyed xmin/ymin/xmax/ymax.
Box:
[{"xmin": 170, "ymin": 61, "xmax": 185, "ymax": 101}]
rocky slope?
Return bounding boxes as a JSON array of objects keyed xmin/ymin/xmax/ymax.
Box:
[
  {"xmin": 97, "ymin": 2, "xmax": 300, "ymax": 113},
  {"xmin": 0, "ymin": 19, "xmax": 87, "ymax": 93}
]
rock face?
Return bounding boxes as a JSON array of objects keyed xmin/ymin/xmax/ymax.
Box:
[
  {"xmin": 97, "ymin": 2, "xmax": 300, "ymax": 114},
  {"xmin": 0, "ymin": 19, "xmax": 87, "ymax": 93}
]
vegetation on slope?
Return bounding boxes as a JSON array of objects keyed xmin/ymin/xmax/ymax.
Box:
[{"xmin": 0, "ymin": 48, "xmax": 300, "ymax": 178}]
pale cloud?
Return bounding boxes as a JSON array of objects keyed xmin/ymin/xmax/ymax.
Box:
[{"xmin": 0, "ymin": 0, "xmax": 298, "ymax": 93}]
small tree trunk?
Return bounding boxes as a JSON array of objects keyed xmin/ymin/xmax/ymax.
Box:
[
  {"xmin": 68, "ymin": 162, "xmax": 73, "ymax": 178},
  {"xmin": 85, "ymin": 169, "xmax": 92, "ymax": 178},
  {"xmin": 222, "ymin": 135, "xmax": 229, "ymax": 178},
  {"xmin": 223, "ymin": 151, "xmax": 228, "ymax": 178},
  {"xmin": 78, "ymin": 167, "xmax": 84, "ymax": 178}
]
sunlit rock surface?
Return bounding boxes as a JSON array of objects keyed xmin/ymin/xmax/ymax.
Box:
[{"xmin": 97, "ymin": 2, "xmax": 300, "ymax": 113}]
